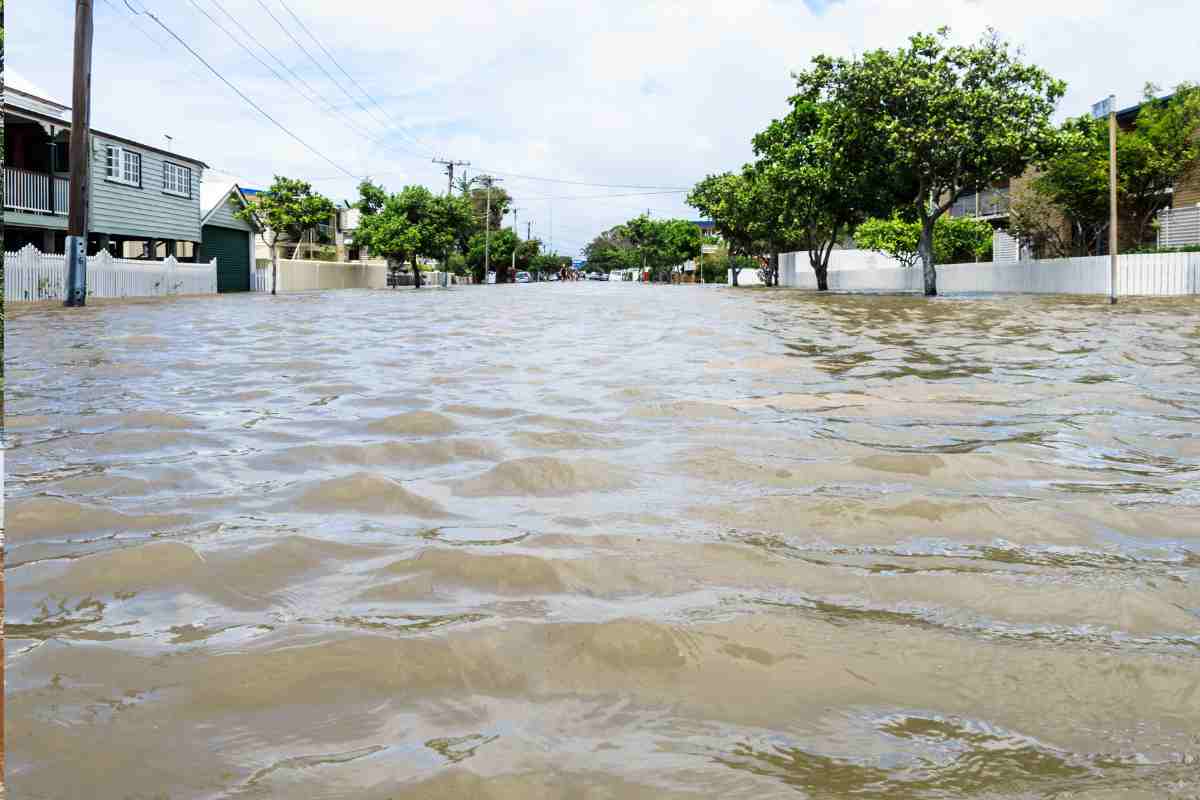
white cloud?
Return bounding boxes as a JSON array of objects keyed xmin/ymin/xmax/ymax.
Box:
[{"xmin": 8, "ymin": 0, "xmax": 1197, "ymax": 254}]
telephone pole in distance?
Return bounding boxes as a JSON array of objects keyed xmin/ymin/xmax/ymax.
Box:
[
  {"xmin": 510, "ymin": 206, "xmax": 522, "ymax": 279},
  {"xmin": 432, "ymin": 157, "xmax": 470, "ymax": 196}
]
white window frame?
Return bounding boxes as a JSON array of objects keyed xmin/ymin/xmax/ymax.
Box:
[
  {"xmin": 105, "ymin": 145, "xmax": 142, "ymax": 187},
  {"xmin": 162, "ymin": 161, "xmax": 192, "ymax": 198}
]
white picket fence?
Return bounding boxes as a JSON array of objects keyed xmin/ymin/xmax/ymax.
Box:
[
  {"xmin": 4, "ymin": 245, "xmax": 218, "ymax": 302},
  {"xmin": 780, "ymin": 250, "xmax": 1200, "ymax": 296}
]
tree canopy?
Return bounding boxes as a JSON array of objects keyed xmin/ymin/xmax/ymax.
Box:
[
  {"xmin": 235, "ymin": 175, "xmax": 334, "ymax": 295},
  {"xmin": 1020, "ymin": 84, "xmax": 1200, "ymax": 255},
  {"xmin": 856, "ymin": 215, "xmax": 994, "ymax": 269},
  {"xmin": 353, "ymin": 181, "xmax": 473, "ymax": 283},
  {"xmin": 780, "ymin": 28, "xmax": 1064, "ymax": 294}
]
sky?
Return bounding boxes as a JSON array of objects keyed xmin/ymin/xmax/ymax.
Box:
[{"xmin": 8, "ymin": 1, "xmax": 1198, "ymax": 256}]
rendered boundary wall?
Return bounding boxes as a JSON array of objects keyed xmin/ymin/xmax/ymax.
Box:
[{"xmin": 780, "ymin": 251, "xmax": 1200, "ymax": 296}]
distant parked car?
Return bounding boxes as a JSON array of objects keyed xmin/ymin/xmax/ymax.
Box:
[{"xmin": 515, "ymin": 271, "xmax": 532, "ymax": 283}]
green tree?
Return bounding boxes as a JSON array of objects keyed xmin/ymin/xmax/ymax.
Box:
[
  {"xmin": 1008, "ymin": 188, "xmax": 1073, "ymax": 259},
  {"xmin": 468, "ymin": 185, "xmax": 511, "ymax": 234},
  {"xmin": 584, "ymin": 226, "xmax": 641, "ymax": 274},
  {"xmin": 465, "ymin": 228, "xmax": 540, "ymax": 281},
  {"xmin": 1030, "ymin": 116, "xmax": 1119, "ymax": 255},
  {"xmin": 1023, "ymin": 85, "xmax": 1200, "ymax": 256},
  {"xmin": 354, "ymin": 183, "xmax": 468, "ymax": 288},
  {"xmin": 856, "ymin": 214, "xmax": 993, "ymax": 268},
  {"xmin": 236, "ymin": 176, "xmax": 334, "ymax": 295},
  {"xmin": 753, "ymin": 89, "xmax": 914, "ymax": 290},
  {"xmin": 687, "ymin": 174, "xmax": 765, "ymax": 286},
  {"xmin": 814, "ymin": 29, "xmax": 1064, "ymax": 294},
  {"xmin": 1119, "ymin": 84, "xmax": 1200, "ymax": 245},
  {"xmin": 617, "ymin": 216, "xmax": 701, "ymax": 282}
]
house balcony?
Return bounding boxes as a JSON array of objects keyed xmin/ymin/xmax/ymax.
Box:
[
  {"xmin": 950, "ymin": 187, "xmax": 1010, "ymax": 219},
  {"xmin": 4, "ymin": 167, "xmax": 70, "ymax": 217}
]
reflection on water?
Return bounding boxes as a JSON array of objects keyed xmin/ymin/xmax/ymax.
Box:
[{"xmin": 5, "ymin": 285, "xmax": 1200, "ymax": 798}]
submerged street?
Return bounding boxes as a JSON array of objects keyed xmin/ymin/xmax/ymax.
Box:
[{"xmin": 5, "ymin": 283, "xmax": 1200, "ymax": 798}]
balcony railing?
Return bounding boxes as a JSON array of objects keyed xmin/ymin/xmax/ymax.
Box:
[
  {"xmin": 951, "ymin": 187, "xmax": 1010, "ymax": 219},
  {"xmin": 3, "ymin": 167, "xmax": 70, "ymax": 216}
]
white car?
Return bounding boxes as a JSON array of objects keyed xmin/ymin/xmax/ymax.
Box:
[{"xmin": 515, "ymin": 271, "xmax": 532, "ymax": 283}]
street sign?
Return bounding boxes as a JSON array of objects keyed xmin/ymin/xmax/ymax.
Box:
[
  {"xmin": 1092, "ymin": 95, "xmax": 1115, "ymax": 120},
  {"xmin": 701, "ymin": 245, "xmax": 719, "ymax": 254},
  {"xmin": 572, "ymin": 259, "xmax": 586, "ymax": 268}
]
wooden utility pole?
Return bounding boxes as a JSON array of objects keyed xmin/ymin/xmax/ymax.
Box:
[
  {"xmin": 65, "ymin": 0, "xmax": 95, "ymax": 307},
  {"xmin": 432, "ymin": 157, "xmax": 469, "ymax": 197},
  {"xmin": 481, "ymin": 175, "xmax": 501, "ymax": 282},
  {"xmin": 1108, "ymin": 99, "xmax": 1119, "ymax": 304},
  {"xmin": 510, "ymin": 207, "xmax": 521, "ymax": 280}
]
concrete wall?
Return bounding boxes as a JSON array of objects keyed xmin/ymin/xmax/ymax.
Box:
[
  {"xmin": 253, "ymin": 259, "xmax": 388, "ymax": 292},
  {"xmin": 252, "ymin": 259, "xmax": 455, "ymax": 293},
  {"xmin": 780, "ymin": 251, "xmax": 1200, "ymax": 296}
]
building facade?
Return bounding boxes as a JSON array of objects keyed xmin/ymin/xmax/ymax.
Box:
[{"xmin": 3, "ymin": 86, "xmax": 207, "ymax": 259}]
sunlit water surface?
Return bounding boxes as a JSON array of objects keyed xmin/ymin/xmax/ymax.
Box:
[{"xmin": 5, "ymin": 284, "xmax": 1200, "ymax": 798}]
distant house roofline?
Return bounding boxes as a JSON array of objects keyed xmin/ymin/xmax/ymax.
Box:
[{"xmin": 201, "ymin": 183, "xmax": 257, "ymax": 228}]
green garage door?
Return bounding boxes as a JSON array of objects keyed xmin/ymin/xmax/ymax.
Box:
[{"xmin": 201, "ymin": 224, "xmax": 251, "ymax": 293}]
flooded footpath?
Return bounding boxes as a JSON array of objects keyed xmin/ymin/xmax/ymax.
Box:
[{"xmin": 4, "ymin": 283, "xmax": 1200, "ymax": 798}]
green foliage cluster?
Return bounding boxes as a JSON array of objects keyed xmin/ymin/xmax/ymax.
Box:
[
  {"xmin": 1014, "ymin": 84, "xmax": 1200, "ymax": 255},
  {"xmin": 583, "ymin": 216, "xmax": 700, "ymax": 281},
  {"xmin": 235, "ymin": 176, "xmax": 335, "ymax": 295},
  {"xmin": 855, "ymin": 215, "xmax": 993, "ymax": 268},
  {"xmin": 353, "ymin": 181, "xmax": 474, "ymax": 282},
  {"xmin": 691, "ymin": 28, "xmax": 1064, "ymax": 294}
]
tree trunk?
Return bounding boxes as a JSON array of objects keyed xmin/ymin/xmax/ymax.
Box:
[
  {"xmin": 412, "ymin": 254, "xmax": 422, "ymax": 289},
  {"xmin": 270, "ymin": 243, "xmax": 278, "ymax": 296},
  {"xmin": 731, "ymin": 267, "xmax": 739, "ymax": 287},
  {"xmin": 919, "ymin": 218, "xmax": 937, "ymax": 296},
  {"xmin": 815, "ymin": 264, "xmax": 829, "ymax": 291},
  {"xmin": 768, "ymin": 250, "xmax": 779, "ymax": 287}
]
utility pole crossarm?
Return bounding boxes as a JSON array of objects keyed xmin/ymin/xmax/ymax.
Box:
[{"xmin": 432, "ymin": 157, "xmax": 470, "ymax": 197}]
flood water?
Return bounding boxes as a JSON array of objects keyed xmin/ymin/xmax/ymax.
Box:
[{"xmin": 5, "ymin": 283, "xmax": 1200, "ymax": 798}]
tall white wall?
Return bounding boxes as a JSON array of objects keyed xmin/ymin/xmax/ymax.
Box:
[{"xmin": 779, "ymin": 250, "xmax": 1200, "ymax": 296}]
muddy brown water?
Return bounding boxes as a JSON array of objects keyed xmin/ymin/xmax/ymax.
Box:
[{"xmin": 4, "ymin": 284, "xmax": 1200, "ymax": 798}]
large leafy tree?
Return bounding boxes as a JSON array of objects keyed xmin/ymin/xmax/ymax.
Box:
[
  {"xmin": 1019, "ymin": 85, "xmax": 1200, "ymax": 256},
  {"xmin": 236, "ymin": 176, "xmax": 334, "ymax": 295},
  {"xmin": 753, "ymin": 91, "xmax": 913, "ymax": 290},
  {"xmin": 354, "ymin": 182, "xmax": 470, "ymax": 288},
  {"xmin": 813, "ymin": 29, "xmax": 1064, "ymax": 294}
]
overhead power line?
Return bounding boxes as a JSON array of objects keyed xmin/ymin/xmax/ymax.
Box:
[
  {"xmin": 277, "ymin": 0, "xmax": 438, "ymax": 156},
  {"xmin": 124, "ymin": 0, "xmax": 359, "ymax": 179},
  {"xmin": 188, "ymin": 0, "xmax": 376, "ymax": 144}
]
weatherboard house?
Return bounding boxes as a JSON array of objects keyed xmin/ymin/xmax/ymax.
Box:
[{"xmin": 3, "ymin": 82, "xmax": 208, "ymax": 262}]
